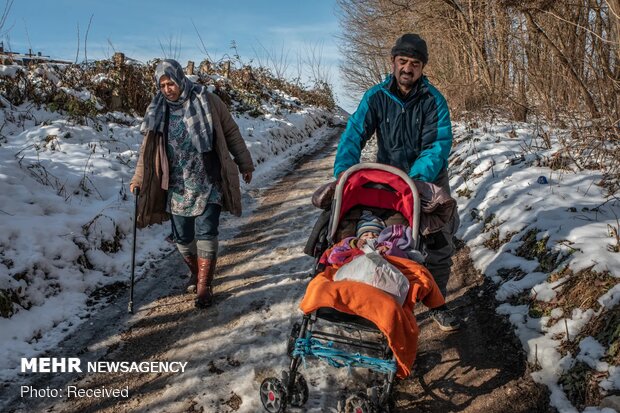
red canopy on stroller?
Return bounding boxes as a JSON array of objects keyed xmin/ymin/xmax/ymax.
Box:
[{"xmin": 329, "ymin": 163, "xmax": 421, "ymax": 247}]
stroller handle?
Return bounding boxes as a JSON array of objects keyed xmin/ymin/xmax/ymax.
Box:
[{"xmin": 328, "ymin": 163, "xmax": 421, "ymax": 248}]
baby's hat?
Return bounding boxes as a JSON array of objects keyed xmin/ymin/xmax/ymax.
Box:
[{"xmin": 356, "ymin": 210, "xmax": 386, "ymax": 238}]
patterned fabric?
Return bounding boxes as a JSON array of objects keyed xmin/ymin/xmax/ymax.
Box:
[
  {"xmin": 323, "ymin": 237, "xmax": 364, "ymax": 266},
  {"xmin": 166, "ymin": 108, "xmax": 221, "ymax": 217},
  {"xmin": 376, "ymin": 225, "xmax": 414, "ymax": 258},
  {"xmin": 141, "ymin": 59, "xmax": 214, "ymax": 153}
]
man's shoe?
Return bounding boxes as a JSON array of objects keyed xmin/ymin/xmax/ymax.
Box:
[{"xmin": 430, "ymin": 307, "xmax": 461, "ymax": 332}]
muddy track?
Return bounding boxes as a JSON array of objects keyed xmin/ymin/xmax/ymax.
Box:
[
  {"xmin": 6, "ymin": 126, "xmax": 554, "ymax": 413},
  {"xmin": 396, "ymin": 244, "xmax": 555, "ymax": 412}
]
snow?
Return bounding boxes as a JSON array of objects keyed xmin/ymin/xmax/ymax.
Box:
[
  {"xmin": 452, "ymin": 120, "xmax": 620, "ymax": 413},
  {"xmin": 0, "ymin": 91, "xmax": 337, "ymax": 387},
  {"xmin": 578, "ymin": 337, "xmax": 608, "ymax": 371},
  {"xmin": 601, "ymin": 366, "xmax": 620, "ymax": 392},
  {"xmin": 495, "ymin": 271, "xmax": 548, "ymax": 301},
  {"xmin": 599, "ymin": 284, "xmax": 620, "ymax": 309},
  {"xmin": 534, "ymin": 277, "xmax": 566, "ymax": 303},
  {"xmin": 0, "ymin": 75, "xmax": 618, "ymax": 413},
  {"xmin": 0, "ymin": 64, "xmax": 24, "ymax": 77}
]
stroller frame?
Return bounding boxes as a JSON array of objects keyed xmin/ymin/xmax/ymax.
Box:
[
  {"xmin": 327, "ymin": 163, "xmax": 421, "ymax": 248},
  {"xmin": 260, "ymin": 163, "xmax": 422, "ymax": 413}
]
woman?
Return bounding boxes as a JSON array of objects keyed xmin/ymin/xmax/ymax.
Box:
[{"xmin": 131, "ymin": 59, "xmax": 254, "ymax": 308}]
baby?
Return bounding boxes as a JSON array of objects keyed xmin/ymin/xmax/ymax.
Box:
[
  {"xmin": 355, "ymin": 210, "xmax": 386, "ymax": 249},
  {"xmin": 326, "ymin": 210, "xmax": 419, "ymax": 265}
]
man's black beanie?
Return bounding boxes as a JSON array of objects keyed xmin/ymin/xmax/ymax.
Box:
[{"xmin": 391, "ymin": 33, "xmax": 428, "ymax": 64}]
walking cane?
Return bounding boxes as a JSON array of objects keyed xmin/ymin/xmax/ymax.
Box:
[{"xmin": 128, "ymin": 187, "xmax": 139, "ymax": 313}]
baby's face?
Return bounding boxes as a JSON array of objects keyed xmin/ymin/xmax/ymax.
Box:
[{"xmin": 359, "ymin": 231, "xmax": 378, "ymax": 240}]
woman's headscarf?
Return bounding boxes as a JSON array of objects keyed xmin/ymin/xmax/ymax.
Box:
[{"xmin": 140, "ymin": 59, "xmax": 214, "ymax": 153}]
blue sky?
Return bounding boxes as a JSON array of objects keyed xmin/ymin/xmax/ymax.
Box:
[{"xmin": 4, "ymin": 0, "xmax": 358, "ymax": 111}]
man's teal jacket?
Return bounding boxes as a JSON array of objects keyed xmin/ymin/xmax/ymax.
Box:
[{"xmin": 334, "ymin": 75, "xmax": 452, "ymax": 183}]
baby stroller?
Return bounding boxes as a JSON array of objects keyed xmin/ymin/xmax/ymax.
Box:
[{"xmin": 259, "ymin": 163, "xmax": 426, "ymax": 413}]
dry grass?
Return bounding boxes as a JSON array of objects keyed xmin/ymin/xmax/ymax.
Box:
[
  {"xmin": 558, "ymin": 361, "xmax": 606, "ymax": 410},
  {"xmin": 515, "ymin": 228, "xmax": 568, "ymax": 272},
  {"xmin": 546, "ymin": 151, "xmax": 573, "ymax": 171},
  {"xmin": 554, "ymin": 277, "xmax": 618, "ymax": 409},
  {"xmin": 456, "ymin": 187, "xmax": 473, "ymax": 199},
  {"xmin": 483, "ymin": 229, "xmax": 519, "ymax": 251},
  {"xmin": 554, "ymin": 267, "xmax": 616, "ymax": 315},
  {"xmin": 0, "ymin": 57, "xmax": 336, "ymax": 125},
  {"xmin": 561, "ymin": 304, "xmax": 620, "ymax": 364}
]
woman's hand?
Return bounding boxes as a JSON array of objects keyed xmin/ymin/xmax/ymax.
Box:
[
  {"xmin": 129, "ymin": 183, "xmax": 140, "ymax": 194},
  {"xmin": 242, "ymin": 172, "xmax": 252, "ymax": 184}
]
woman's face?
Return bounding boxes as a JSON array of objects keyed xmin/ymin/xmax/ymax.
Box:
[{"xmin": 159, "ymin": 75, "xmax": 181, "ymax": 101}]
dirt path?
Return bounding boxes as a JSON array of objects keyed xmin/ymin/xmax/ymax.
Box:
[
  {"xmin": 396, "ymin": 243, "xmax": 555, "ymax": 412},
  {"xmin": 7, "ymin": 127, "xmax": 554, "ymax": 413}
]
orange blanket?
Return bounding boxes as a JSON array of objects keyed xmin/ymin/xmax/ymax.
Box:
[{"xmin": 299, "ymin": 255, "xmax": 444, "ymax": 378}]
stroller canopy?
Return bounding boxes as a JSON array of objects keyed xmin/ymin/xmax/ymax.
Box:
[{"xmin": 329, "ymin": 163, "xmax": 420, "ymax": 247}]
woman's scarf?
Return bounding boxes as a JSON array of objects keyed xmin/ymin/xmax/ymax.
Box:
[{"xmin": 140, "ymin": 59, "xmax": 214, "ymax": 153}]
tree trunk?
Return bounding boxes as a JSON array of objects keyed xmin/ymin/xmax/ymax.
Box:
[
  {"xmin": 439, "ymin": 0, "xmax": 494, "ymax": 92},
  {"xmin": 607, "ymin": 0, "xmax": 620, "ymax": 79},
  {"xmin": 524, "ymin": 11, "xmax": 600, "ymax": 118}
]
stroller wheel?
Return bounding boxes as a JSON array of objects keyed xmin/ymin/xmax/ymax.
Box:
[
  {"xmin": 343, "ymin": 393, "xmax": 373, "ymax": 413},
  {"xmin": 259, "ymin": 377, "xmax": 286, "ymax": 413},
  {"xmin": 286, "ymin": 322, "xmax": 301, "ymax": 357},
  {"xmin": 281, "ymin": 371, "xmax": 309, "ymax": 407}
]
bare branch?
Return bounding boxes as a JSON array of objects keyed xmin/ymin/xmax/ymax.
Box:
[
  {"xmin": 84, "ymin": 14, "xmax": 94, "ymax": 64},
  {"xmin": 75, "ymin": 22, "xmax": 80, "ymax": 64},
  {"xmin": 191, "ymin": 19, "xmax": 213, "ymax": 62},
  {"xmin": 22, "ymin": 18, "xmax": 31, "ymax": 54},
  {"xmin": 0, "ymin": 0, "xmax": 14, "ymax": 36}
]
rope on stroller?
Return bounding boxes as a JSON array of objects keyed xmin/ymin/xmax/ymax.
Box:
[{"xmin": 292, "ymin": 337, "xmax": 397, "ymax": 375}]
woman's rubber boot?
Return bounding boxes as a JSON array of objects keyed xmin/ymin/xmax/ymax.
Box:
[
  {"xmin": 195, "ymin": 257, "xmax": 216, "ymax": 308},
  {"xmin": 182, "ymin": 254, "xmax": 199, "ymax": 294}
]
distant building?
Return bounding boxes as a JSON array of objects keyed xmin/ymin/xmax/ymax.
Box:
[{"xmin": 0, "ymin": 42, "xmax": 72, "ymax": 65}]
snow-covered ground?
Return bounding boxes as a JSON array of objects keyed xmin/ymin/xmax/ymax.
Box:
[
  {"xmin": 0, "ymin": 71, "xmax": 618, "ymax": 413},
  {"xmin": 450, "ymin": 121, "xmax": 620, "ymax": 413},
  {"xmin": 0, "ymin": 87, "xmax": 339, "ymax": 383}
]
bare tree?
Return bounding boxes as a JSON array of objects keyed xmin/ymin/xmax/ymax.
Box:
[
  {"xmin": 336, "ymin": 0, "xmax": 398, "ymax": 94},
  {"xmin": 252, "ymin": 40, "xmax": 291, "ymax": 80},
  {"xmin": 159, "ymin": 33, "xmax": 182, "ymax": 60},
  {"xmin": 294, "ymin": 51, "xmax": 304, "ymax": 86},
  {"xmin": 22, "ymin": 18, "xmax": 32, "ymax": 54},
  {"xmin": 105, "ymin": 38, "xmax": 117, "ymax": 59},
  {"xmin": 337, "ymin": 0, "xmax": 619, "ymax": 121},
  {"xmin": 304, "ymin": 41, "xmax": 332, "ymax": 86},
  {"xmin": 335, "ymin": 0, "xmax": 620, "ymax": 185}
]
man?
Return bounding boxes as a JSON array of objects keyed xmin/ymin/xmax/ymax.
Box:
[
  {"xmin": 131, "ymin": 59, "xmax": 254, "ymax": 309},
  {"xmin": 333, "ymin": 34, "xmax": 460, "ymax": 331}
]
